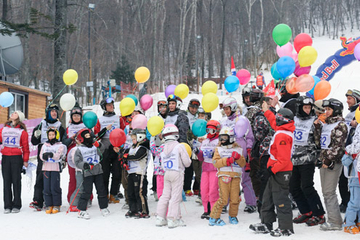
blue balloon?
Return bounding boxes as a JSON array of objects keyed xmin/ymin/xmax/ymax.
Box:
[
  {"xmin": 308, "ymin": 76, "xmax": 321, "ymax": 95},
  {"xmin": 224, "ymin": 76, "xmax": 240, "ymax": 93},
  {"xmin": 126, "ymin": 94, "xmax": 138, "ymax": 106},
  {"xmin": 192, "ymin": 119, "xmax": 207, "ymax": 137},
  {"xmin": 276, "ymin": 56, "xmax": 295, "ymax": 78},
  {"xmin": 0, "ymin": 92, "xmax": 14, "ymax": 107},
  {"xmin": 271, "ymin": 63, "xmax": 282, "ymax": 80}
]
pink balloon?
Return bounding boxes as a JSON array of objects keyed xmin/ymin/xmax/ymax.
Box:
[
  {"xmin": 294, "ymin": 61, "xmax": 311, "ymax": 77},
  {"xmin": 236, "ymin": 69, "xmax": 251, "ymax": 85},
  {"xmin": 140, "ymin": 94, "xmax": 153, "ymax": 111},
  {"xmin": 131, "ymin": 114, "xmax": 148, "ymax": 130},
  {"xmin": 291, "ymin": 52, "xmax": 298, "ymax": 62},
  {"xmin": 276, "ymin": 42, "xmax": 293, "ymax": 57}
]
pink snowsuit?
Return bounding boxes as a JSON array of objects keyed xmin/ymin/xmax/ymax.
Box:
[
  {"xmin": 150, "ymin": 138, "xmax": 165, "ymax": 198},
  {"xmin": 197, "ymin": 137, "xmax": 219, "ymax": 213},
  {"xmin": 156, "ymin": 141, "xmax": 191, "ymax": 220}
]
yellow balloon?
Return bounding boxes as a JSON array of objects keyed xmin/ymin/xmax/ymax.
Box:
[
  {"xmin": 147, "ymin": 116, "xmax": 165, "ymax": 136},
  {"xmin": 174, "ymin": 84, "xmax": 189, "ymax": 100},
  {"xmin": 63, "ymin": 69, "xmax": 78, "ymax": 86},
  {"xmin": 202, "ymin": 93, "xmax": 219, "ymax": 112},
  {"xmin": 120, "ymin": 97, "xmax": 135, "ymax": 116},
  {"xmin": 135, "ymin": 67, "xmax": 150, "ymax": 83},
  {"xmin": 355, "ymin": 106, "xmax": 360, "ymax": 124},
  {"xmin": 201, "ymin": 80, "xmax": 217, "ymax": 95},
  {"xmin": 298, "ymin": 46, "xmax": 318, "ymax": 67},
  {"xmin": 181, "ymin": 143, "xmax": 192, "ymax": 158}
]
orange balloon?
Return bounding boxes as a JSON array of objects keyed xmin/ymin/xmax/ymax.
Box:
[
  {"xmin": 286, "ymin": 77, "xmax": 298, "ymax": 94},
  {"xmin": 295, "ymin": 74, "xmax": 314, "ymax": 92},
  {"xmin": 314, "ymin": 80, "xmax": 331, "ymax": 100}
]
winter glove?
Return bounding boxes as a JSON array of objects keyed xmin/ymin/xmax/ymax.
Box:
[
  {"xmin": 232, "ymin": 151, "xmax": 241, "ymax": 160},
  {"xmin": 194, "ymin": 147, "xmax": 200, "ymax": 155},
  {"xmin": 83, "ymin": 162, "xmax": 90, "ymax": 171},
  {"xmin": 315, "ymin": 159, "xmax": 323, "ymax": 169},
  {"xmin": 34, "ymin": 130, "xmax": 41, "ymax": 139},
  {"xmin": 226, "ymin": 157, "xmax": 234, "ymax": 166},
  {"xmin": 60, "ymin": 160, "xmax": 66, "ymax": 172},
  {"xmin": 42, "ymin": 152, "xmax": 53, "ymax": 161},
  {"xmin": 323, "ymin": 159, "xmax": 335, "ymax": 170},
  {"xmin": 123, "ymin": 153, "xmax": 129, "ymax": 159},
  {"xmin": 246, "ymin": 148, "xmax": 252, "ymax": 161},
  {"xmin": 245, "ymin": 162, "xmax": 251, "ymax": 172},
  {"xmin": 267, "ymin": 167, "xmax": 274, "ymax": 176},
  {"xmin": 93, "ymin": 141, "xmax": 100, "ymax": 148}
]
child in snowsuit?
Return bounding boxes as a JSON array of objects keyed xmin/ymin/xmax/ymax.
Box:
[
  {"xmin": 74, "ymin": 129, "xmax": 110, "ymax": 219},
  {"xmin": 40, "ymin": 128, "xmax": 67, "ymax": 214},
  {"xmin": 0, "ymin": 111, "xmax": 29, "ymax": 213},
  {"xmin": 120, "ymin": 128, "xmax": 150, "ymax": 218},
  {"xmin": 197, "ymin": 120, "xmax": 221, "ymax": 220},
  {"xmin": 250, "ymin": 107, "xmax": 295, "ymax": 237},
  {"xmin": 209, "ymin": 126, "xmax": 246, "ymax": 226},
  {"xmin": 156, "ymin": 124, "xmax": 191, "ymax": 228},
  {"xmin": 150, "ymin": 135, "xmax": 165, "ymax": 199}
]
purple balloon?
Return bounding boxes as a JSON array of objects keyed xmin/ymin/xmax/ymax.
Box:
[
  {"xmin": 140, "ymin": 94, "xmax": 153, "ymax": 111},
  {"xmin": 165, "ymin": 85, "xmax": 176, "ymax": 98},
  {"xmin": 234, "ymin": 116, "xmax": 248, "ymax": 138},
  {"xmin": 294, "ymin": 61, "xmax": 311, "ymax": 77},
  {"xmin": 354, "ymin": 43, "xmax": 360, "ymax": 61}
]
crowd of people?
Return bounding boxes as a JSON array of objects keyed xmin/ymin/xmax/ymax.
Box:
[{"xmin": 1, "ymin": 83, "xmax": 360, "ymax": 236}]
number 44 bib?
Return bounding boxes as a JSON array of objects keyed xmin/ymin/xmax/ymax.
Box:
[{"xmin": 2, "ymin": 127, "xmax": 23, "ymax": 148}]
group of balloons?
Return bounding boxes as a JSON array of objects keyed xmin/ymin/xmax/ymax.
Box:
[
  {"xmin": 224, "ymin": 69, "xmax": 251, "ymax": 93},
  {"xmin": 271, "ymin": 23, "xmax": 331, "ymax": 100}
]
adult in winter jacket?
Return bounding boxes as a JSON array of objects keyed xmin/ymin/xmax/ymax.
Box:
[
  {"xmin": 290, "ymin": 96, "xmax": 325, "ymax": 226},
  {"xmin": 241, "ymin": 86, "xmax": 252, "ymax": 116},
  {"xmin": 250, "ymin": 107, "xmax": 295, "ymax": 237},
  {"xmin": 30, "ymin": 104, "xmax": 67, "ymax": 211},
  {"xmin": 74, "ymin": 129, "xmax": 110, "ymax": 219},
  {"xmin": 40, "ymin": 129, "xmax": 67, "ymax": 214},
  {"xmin": 94, "ymin": 97, "xmax": 126, "ymax": 203},
  {"xmin": 314, "ymin": 98, "xmax": 348, "ymax": 231},
  {"xmin": 156, "ymin": 124, "xmax": 192, "ymax": 229},
  {"xmin": 208, "ymin": 126, "xmax": 246, "ymax": 226},
  {"xmin": 0, "ymin": 111, "xmax": 29, "ymax": 213},
  {"xmin": 220, "ymin": 97, "xmax": 257, "ymax": 213}
]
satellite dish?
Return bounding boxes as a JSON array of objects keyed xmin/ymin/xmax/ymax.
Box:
[{"xmin": 0, "ymin": 24, "xmax": 23, "ymax": 76}]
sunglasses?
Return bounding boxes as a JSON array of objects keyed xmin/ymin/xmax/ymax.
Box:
[
  {"xmin": 106, "ymin": 97, "xmax": 115, "ymax": 104},
  {"xmin": 206, "ymin": 128, "xmax": 217, "ymax": 134},
  {"xmin": 275, "ymin": 113, "xmax": 291, "ymax": 123}
]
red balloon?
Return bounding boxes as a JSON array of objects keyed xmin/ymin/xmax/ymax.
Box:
[
  {"xmin": 294, "ymin": 33, "xmax": 313, "ymax": 53},
  {"xmin": 109, "ymin": 128, "xmax": 126, "ymax": 147}
]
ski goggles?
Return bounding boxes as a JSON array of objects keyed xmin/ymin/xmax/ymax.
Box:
[
  {"xmin": 242, "ymin": 87, "xmax": 251, "ymax": 94},
  {"xmin": 71, "ymin": 108, "xmax": 82, "ymax": 114},
  {"xmin": 322, "ymin": 99, "xmax": 342, "ymax": 108},
  {"xmin": 219, "ymin": 135, "xmax": 229, "ymax": 142},
  {"xmin": 302, "ymin": 98, "xmax": 314, "ymax": 105},
  {"xmin": 206, "ymin": 128, "xmax": 217, "ymax": 134},
  {"xmin": 157, "ymin": 100, "xmax": 168, "ymax": 106},
  {"xmin": 346, "ymin": 89, "xmax": 360, "ymax": 100},
  {"xmin": 275, "ymin": 113, "xmax": 292, "ymax": 123},
  {"xmin": 346, "ymin": 89, "xmax": 354, "ymax": 96},
  {"xmin": 106, "ymin": 97, "xmax": 115, "ymax": 104}
]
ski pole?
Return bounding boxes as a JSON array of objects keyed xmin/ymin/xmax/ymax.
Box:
[{"xmin": 66, "ymin": 179, "xmax": 84, "ymax": 214}]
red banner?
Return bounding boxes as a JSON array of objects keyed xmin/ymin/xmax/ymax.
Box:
[{"xmin": 263, "ymin": 79, "xmax": 276, "ymax": 97}]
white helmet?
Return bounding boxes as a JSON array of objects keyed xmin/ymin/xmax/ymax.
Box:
[
  {"xmin": 131, "ymin": 128, "xmax": 147, "ymax": 143},
  {"xmin": 219, "ymin": 126, "xmax": 235, "ymax": 143},
  {"xmin": 162, "ymin": 124, "xmax": 179, "ymax": 142},
  {"xmin": 222, "ymin": 97, "xmax": 238, "ymax": 112}
]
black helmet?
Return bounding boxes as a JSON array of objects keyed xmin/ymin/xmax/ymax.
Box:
[
  {"xmin": 70, "ymin": 102, "xmax": 82, "ymax": 122},
  {"xmin": 322, "ymin": 98, "xmax": 343, "ymax": 116},
  {"xmin": 296, "ymin": 96, "xmax": 314, "ymax": 118},
  {"xmin": 45, "ymin": 103, "xmax": 59, "ymax": 123},
  {"xmin": 276, "ymin": 108, "xmax": 294, "ymax": 126},
  {"xmin": 100, "ymin": 97, "xmax": 115, "ymax": 111},
  {"xmin": 345, "ymin": 89, "xmax": 360, "ymax": 103},
  {"xmin": 167, "ymin": 94, "xmax": 182, "ymax": 109},
  {"xmin": 188, "ymin": 99, "xmax": 200, "ymax": 109},
  {"xmin": 249, "ymin": 88, "xmax": 264, "ymax": 103},
  {"xmin": 131, "ymin": 128, "xmax": 147, "ymax": 143}
]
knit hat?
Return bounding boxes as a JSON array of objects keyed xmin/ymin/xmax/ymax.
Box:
[
  {"xmin": 15, "ymin": 111, "xmax": 25, "ymax": 122},
  {"xmin": 314, "ymin": 100, "xmax": 325, "ymax": 113}
]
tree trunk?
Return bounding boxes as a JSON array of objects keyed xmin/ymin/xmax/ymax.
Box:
[
  {"xmin": 2, "ymin": 0, "xmax": 8, "ymax": 21},
  {"xmin": 219, "ymin": 0, "xmax": 227, "ymax": 89},
  {"xmin": 53, "ymin": 0, "xmax": 67, "ymax": 101}
]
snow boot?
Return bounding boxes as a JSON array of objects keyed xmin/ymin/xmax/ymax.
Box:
[
  {"xmin": 201, "ymin": 212, "xmax": 210, "ymax": 220},
  {"xmin": 344, "ymin": 225, "xmax": 360, "ymax": 234},
  {"xmin": 125, "ymin": 210, "xmax": 135, "ymax": 218},
  {"xmin": 109, "ymin": 194, "xmax": 120, "ymax": 203},
  {"xmin": 293, "ymin": 211, "xmax": 312, "ymax": 224},
  {"xmin": 11, "ymin": 208, "xmax": 20, "ymax": 213},
  {"xmin": 4, "ymin": 209, "xmax": 11, "ymax": 214},
  {"xmin": 69, "ymin": 205, "xmax": 79, "ymax": 212},
  {"xmin": 320, "ymin": 222, "xmax": 342, "ymax": 231},
  {"xmin": 306, "ymin": 215, "xmax": 325, "ymax": 226},
  {"xmin": 244, "ymin": 205, "xmax": 257, "ymax": 213},
  {"xmin": 209, "ymin": 217, "xmax": 226, "ymax": 226},
  {"xmin": 101, "ymin": 208, "xmax": 110, "ymax": 217},
  {"xmin": 45, "ymin": 206, "xmax": 53, "ymax": 214},
  {"xmin": 249, "ymin": 223, "xmax": 272, "ymax": 233},
  {"xmin": 78, "ymin": 211, "xmax": 90, "ymax": 220},
  {"xmin": 29, "ymin": 201, "xmax": 42, "ymax": 211},
  {"xmin": 52, "ymin": 206, "xmax": 60, "ymax": 214},
  {"xmin": 156, "ymin": 216, "xmax": 167, "ymax": 227},
  {"xmin": 229, "ymin": 216, "xmax": 239, "ymax": 224},
  {"xmin": 270, "ymin": 228, "xmax": 294, "ymax": 237}
]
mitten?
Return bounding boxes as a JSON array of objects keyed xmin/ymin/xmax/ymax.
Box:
[
  {"xmin": 231, "ymin": 151, "xmax": 241, "ymax": 160},
  {"xmin": 34, "ymin": 130, "xmax": 41, "ymax": 139},
  {"xmin": 83, "ymin": 162, "xmax": 90, "ymax": 170},
  {"xmin": 226, "ymin": 157, "xmax": 234, "ymax": 166}
]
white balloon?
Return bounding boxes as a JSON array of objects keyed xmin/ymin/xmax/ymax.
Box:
[{"xmin": 60, "ymin": 93, "xmax": 76, "ymax": 111}]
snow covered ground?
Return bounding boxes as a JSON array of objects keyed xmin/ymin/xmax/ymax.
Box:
[{"xmin": 2, "ymin": 31, "xmax": 360, "ymax": 239}]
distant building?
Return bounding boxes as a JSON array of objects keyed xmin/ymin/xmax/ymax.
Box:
[{"xmin": 0, "ymin": 80, "xmax": 50, "ymax": 123}]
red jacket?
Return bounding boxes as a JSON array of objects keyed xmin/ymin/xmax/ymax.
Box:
[
  {"xmin": 264, "ymin": 110, "xmax": 295, "ymax": 174},
  {"xmin": 0, "ymin": 124, "xmax": 30, "ymax": 162}
]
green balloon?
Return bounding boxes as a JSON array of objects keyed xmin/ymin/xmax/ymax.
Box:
[
  {"xmin": 272, "ymin": 24, "xmax": 292, "ymax": 46},
  {"xmin": 83, "ymin": 111, "xmax": 98, "ymax": 129},
  {"xmin": 126, "ymin": 94, "xmax": 138, "ymax": 106}
]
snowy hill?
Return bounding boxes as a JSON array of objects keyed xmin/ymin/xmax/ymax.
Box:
[{"xmin": 3, "ymin": 31, "xmax": 360, "ymax": 240}]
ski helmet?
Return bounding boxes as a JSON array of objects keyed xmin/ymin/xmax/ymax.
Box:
[
  {"xmin": 296, "ymin": 96, "xmax": 314, "ymax": 117},
  {"xmin": 167, "ymin": 94, "xmax": 182, "ymax": 109},
  {"xmin": 70, "ymin": 103, "xmax": 83, "ymax": 122},
  {"xmin": 222, "ymin": 97, "xmax": 238, "ymax": 112},
  {"xmin": 131, "ymin": 128, "xmax": 147, "ymax": 143},
  {"xmin": 45, "ymin": 104, "xmax": 59, "ymax": 123},
  {"xmin": 100, "ymin": 97, "xmax": 115, "ymax": 111},
  {"xmin": 76, "ymin": 129, "xmax": 91, "ymax": 144},
  {"xmin": 162, "ymin": 124, "xmax": 179, "ymax": 142},
  {"xmin": 249, "ymin": 88, "xmax": 264, "ymax": 103},
  {"xmin": 322, "ymin": 98, "xmax": 343, "ymax": 116},
  {"xmin": 188, "ymin": 99, "xmax": 200, "ymax": 109},
  {"xmin": 206, "ymin": 120, "xmax": 221, "ymax": 138},
  {"xmin": 275, "ymin": 108, "xmax": 294, "ymax": 126},
  {"xmin": 219, "ymin": 126, "xmax": 235, "ymax": 145}
]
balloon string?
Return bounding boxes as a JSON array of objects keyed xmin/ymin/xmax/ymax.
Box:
[
  {"xmin": 48, "ymin": 85, "xmax": 67, "ymax": 107},
  {"xmin": 132, "ymin": 83, "xmax": 139, "ymax": 94},
  {"xmin": 60, "ymin": 110, "xmax": 65, "ymax": 119}
]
